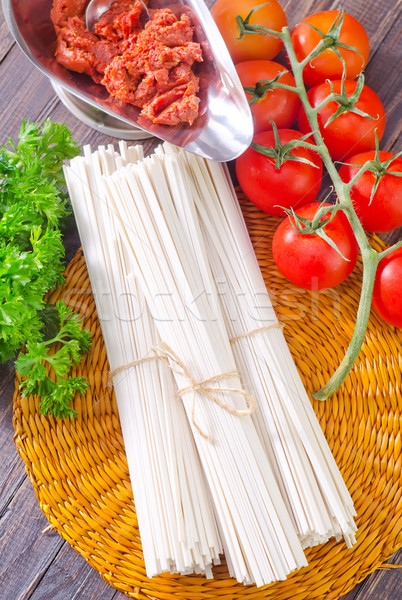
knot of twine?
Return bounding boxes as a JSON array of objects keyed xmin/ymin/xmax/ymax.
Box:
[
  {"xmin": 108, "ymin": 324, "xmax": 285, "ymax": 439},
  {"xmin": 152, "ymin": 343, "xmax": 255, "ymax": 442},
  {"xmin": 109, "ymin": 341, "xmax": 257, "ymax": 442}
]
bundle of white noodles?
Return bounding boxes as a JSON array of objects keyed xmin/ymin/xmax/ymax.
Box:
[
  {"xmin": 101, "ymin": 148, "xmax": 307, "ymax": 587},
  {"xmin": 64, "ymin": 144, "xmax": 223, "ymax": 578},
  {"xmin": 154, "ymin": 143, "xmax": 357, "ymax": 549},
  {"xmin": 64, "ymin": 139, "xmax": 357, "ymax": 588}
]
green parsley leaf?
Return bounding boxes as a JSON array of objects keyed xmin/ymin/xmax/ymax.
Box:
[
  {"xmin": 16, "ymin": 301, "xmax": 92, "ymax": 419},
  {"xmin": 0, "ymin": 119, "xmax": 90, "ymax": 418}
]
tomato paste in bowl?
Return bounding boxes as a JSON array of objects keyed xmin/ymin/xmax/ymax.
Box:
[
  {"xmin": 3, "ymin": 0, "xmax": 253, "ymax": 160},
  {"xmin": 51, "ymin": 1, "xmax": 203, "ymax": 126}
]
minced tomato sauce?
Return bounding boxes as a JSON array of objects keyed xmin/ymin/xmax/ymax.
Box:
[{"xmin": 51, "ymin": 0, "xmax": 203, "ymax": 126}]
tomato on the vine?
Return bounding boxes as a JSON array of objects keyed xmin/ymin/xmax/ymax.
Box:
[
  {"xmin": 272, "ymin": 202, "xmax": 358, "ymax": 290},
  {"xmin": 235, "ymin": 129, "xmax": 323, "ymax": 215},
  {"xmin": 211, "ymin": 0, "xmax": 287, "ymax": 63},
  {"xmin": 290, "ymin": 11, "xmax": 369, "ymax": 87},
  {"xmin": 372, "ymin": 248, "xmax": 402, "ymax": 328},
  {"xmin": 339, "ymin": 151, "xmax": 402, "ymax": 233},
  {"xmin": 235, "ymin": 60, "xmax": 300, "ymax": 133},
  {"xmin": 298, "ymin": 79, "xmax": 386, "ymax": 161}
]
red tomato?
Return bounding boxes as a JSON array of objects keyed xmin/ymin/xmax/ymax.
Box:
[
  {"xmin": 211, "ymin": 0, "xmax": 287, "ymax": 63},
  {"xmin": 372, "ymin": 248, "xmax": 402, "ymax": 328},
  {"xmin": 339, "ymin": 151, "xmax": 402, "ymax": 232},
  {"xmin": 272, "ymin": 202, "xmax": 358, "ymax": 290},
  {"xmin": 298, "ymin": 79, "xmax": 386, "ymax": 161},
  {"xmin": 235, "ymin": 60, "xmax": 300, "ymax": 133},
  {"xmin": 235, "ymin": 129, "xmax": 323, "ymax": 215},
  {"xmin": 290, "ymin": 11, "xmax": 369, "ymax": 87}
]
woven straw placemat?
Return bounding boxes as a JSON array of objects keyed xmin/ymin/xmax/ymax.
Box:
[{"xmin": 13, "ymin": 193, "xmax": 402, "ymax": 600}]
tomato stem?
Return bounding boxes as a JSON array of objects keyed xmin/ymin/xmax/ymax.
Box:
[
  {"xmin": 281, "ymin": 25, "xmax": 385, "ymax": 400},
  {"xmin": 379, "ymin": 239, "xmax": 402, "ymax": 259},
  {"xmin": 298, "ymin": 40, "xmax": 326, "ymax": 69},
  {"xmin": 312, "ymin": 249, "xmax": 380, "ymax": 400},
  {"xmin": 286, "ymin": 138, "xmax": 326, "ymax": 153},
  {"xmin": 310, "ymin": 202, "xmax": 349, "ymax": 229},
  {"xmin": 313, "ymin": 94, "xmax": 340, "ymax": 113},
  {"xmin": 266, "ymin": 80, "xmax": 305, "ymax": 94},
  {"xmin": 296, "ymin": 11, "xmax": 364, "ymax": 75},
  {"xmin": 235, "ymin": 11, "xmax": 285, "ymax": 41},
  {"xmin": 252, "ymin": 121, "xmax": 321, "ymax": 170},
  {"xmin": 345, "ymin": 161, "xmax": 377, "ymax": 189}
]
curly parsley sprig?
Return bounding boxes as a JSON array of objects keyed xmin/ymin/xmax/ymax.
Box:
[
  {"xmin": 0, "ymin": 119, "xmax": 91, "ymax": 418},
  {"xmin": 16, "ymin": 302, "xmax": 91, "ymax": 418}
]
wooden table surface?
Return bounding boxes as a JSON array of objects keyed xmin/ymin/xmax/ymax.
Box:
[{"xmin": 0, "ymin": 0, "xmax": 401, "ymax": 598}]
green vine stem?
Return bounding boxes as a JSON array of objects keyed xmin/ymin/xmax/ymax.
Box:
[
  {"xmin": 239, "ymin": 15, "xmax": 401, "ymax": 399},
  {"xmin": 282, "ymin": 26, "xmax": 382, "ymax": 400},
  {"xmin": 379, "ymin": 239, "xmax": 402, "ymax": 258}
]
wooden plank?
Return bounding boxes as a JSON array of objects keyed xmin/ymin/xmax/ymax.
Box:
[
  {"xmin": 0, "ymin": 361, "xmax": 14, "ymax": 400},
  {"xmin": 340, "ymin": 548, "xmax": 402, "ymax": 599},
  {"xmin": 0, "ymin": 362, "xmax": 27, "ymax": 516},
  {"xmin": 364, "ymin": 12, "xmax": 402, "ymax": 152},
  {"xmin": 28, "ymin": 541, "xmax": 128, "ymax": 600},
  {"xmin": 0, "ymin": 478, "xmax": 64, "ymax": 597},
  {"xmin": 0, "ymin": 50, "xmax": 55, "ymax": 140},
  {"xmin": 0, "ymin": 8, "xmax": 15, "ymax": 63}
]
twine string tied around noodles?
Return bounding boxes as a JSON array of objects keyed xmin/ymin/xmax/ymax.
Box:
[
  {"xmin": 108, "ymin": 322, "xmax": 284, "ymax": 383},
  {"xmin": 108, "ymin": 340, "xmax": 259, "ymax": 442},
  {"xmin": 229, "ymin": 322, "xmax": 284, "ymax": 344},
  {"xmin": 108, "ymin": 356, "xmax": 156, "ymax": 383},
  {"xmin": 152, "ymin": 342, "xmax": 256, "ymax": 442}
]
